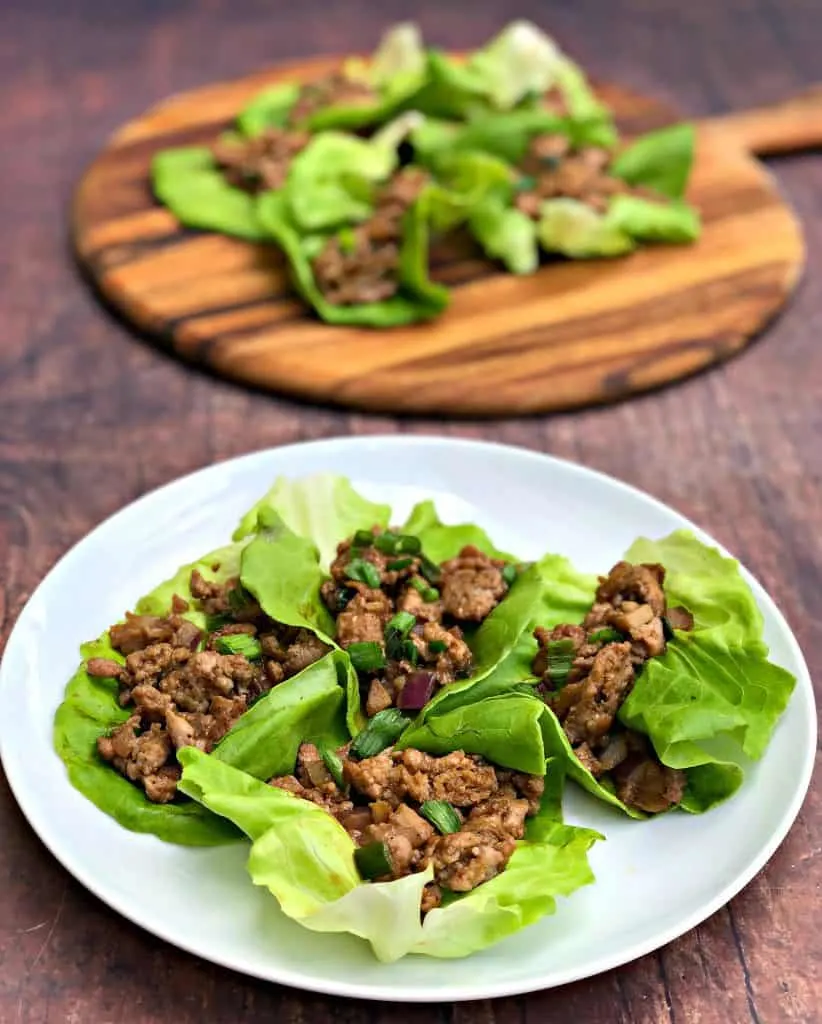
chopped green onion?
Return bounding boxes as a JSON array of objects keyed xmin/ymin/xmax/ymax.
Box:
[
  {"xmin": 588, "ymin": 627, "xmax": 623, "ymax": 645},
  {"xmin": 516, "ymin": 174, "xmax": 538, "ymax": 192},
  {"xmin": 318, "ymin": 742, "xmax": 346, "ymax": 790},
  {"xmin": 419, "ymin": 554, "xmax": 442, "ymax": 584},
  {"xmin": 386, "ymin": 557, "xmax": 413, "ymax": 571},
  {"xmin": 428, "ymin": 639, "xmax": 447, "ymax": 654},
  {"xmin": 347, "ymin": 641, "xmax": 386, "ymax": 673},
  {"xmin": 385, "ymin": 611, "xmax": 418, "ymax": 661},
  {"xmin": 373, "ymin": 531, "xmax": 400, "ymax": 554},
  {"xmin": 395, "ymin": 534, "xmax": 422, "ymax": 555},
  {"xmin": 345, "ymin": 558, "xmax": 381, "ymax": 589},
  {"xmin": 353, "ymin": 529, "xmax": 376, "ymax": 548},
  {"xmin": 410, "ymin": 577, "xmax": 439, "ymax": 602},
  {"xmin": 354, "ymin": 840, "xmax": 393, "ymax": 880},
  {"xmin": 420, "ymin": 800, "xmax": 461, "ymax": 835},
  {"xmin": 501, "ymin": 564, "xmax": 518, "ymax": 586},
  {"xmin": 386, "ymin": 612, "xmax": 416, "ymax": 637},
  {"xmin": 337, "ymin": 226, "xmax": 357, "ymax": 254},
  {"xmin": 402, "ymin": 639, "xmax": 419, "ymax": 665},
  {"xmin": 544, "ymin": 638, "xmax": 575, "ymax": 686},
  {"xmin": 214, "ymin": 634, "xmax": 262, "ymax": 659},
  {"xmin": 228, "ymin": 585, "xmax": 252, "ymax": 615},
  {"xmin": 205, "ymin": 613, "xmax": 230, "ymax": 633},
  {"xmin": 349, "ymin": 707, "xmax": 409, "ymax": 759}
]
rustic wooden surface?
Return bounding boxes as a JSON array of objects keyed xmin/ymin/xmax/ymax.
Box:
[
  {"xmin": 72, "ymin": 64, "xmax": 807, "ymax": 417},
  {"xmin": 1, "ymin": 0, "xmax": 820, "ymax": 1021}
]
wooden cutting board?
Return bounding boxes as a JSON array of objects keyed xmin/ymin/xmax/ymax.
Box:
[{"xmin": 72, "ymin": 54, "xmax": 822, "ymax": 416}]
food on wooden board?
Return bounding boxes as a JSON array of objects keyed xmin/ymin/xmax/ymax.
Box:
[{"xmin": 149, "ymin": 22, "xmax": 701, "ymax": 325}]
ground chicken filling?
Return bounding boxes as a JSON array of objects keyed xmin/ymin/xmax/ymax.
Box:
[
  {"xmin": 533, "ymin": 560, "xmax": 695, "ymax": 814},
  {"xmin": 311, "ymin": 168, "xmax": 430, "ymax": 306},
  {"xmin": 286, "ymin": 71, "xmax": 378, "ymax": 126},
  {"xmin": 211, "ymin": 127, "xmax": 312, "ymax": 193},
  {"xmin": 321, "ymin": 527, "xmax": 515, "ymax": 716},
  {"xmin": 272, "ymin": 742, "xmax": 544, "ymax": 912},
  {"xmin": 514, "ymin": 133, "xmax": 662, "ymax": 218},
  {"xmin": 87, "ymin": 571, "xmax": 330, "ymax": 804}
]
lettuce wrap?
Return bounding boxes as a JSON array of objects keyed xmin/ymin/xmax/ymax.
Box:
[
  {"xmin": 255, "ymin": 174, "xmax": 473, "ymax": 326},
  {"xmin": 150, "ymin": 112, "xmax": 420, "ymax": 243},
  {"xmin": 53, "ymin": 515, "xmax": 352, "ymax": 845},
  {"xmin": 406, "ymin": 22, "xmax": 615, "ymax": 140},
  {"xmin": 418, "ymin": 530, "xmax": 797, "ymax": 817},
  {"xmin": 239, "ymin": 24, "xmax": 427, "ymax": 137},
  {"xmin": 415, "ymin": 120, "xmax": 699, "ymax": 272},
  {"xmin": 178, "ymin": 724, "xmax": 601, "ymax": 961},
  {"xmin": 151, "ymin": 144, "xmax": 268, "ymax": 241}
]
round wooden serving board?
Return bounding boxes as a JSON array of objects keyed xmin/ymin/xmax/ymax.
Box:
[{"xmin": 72, "ymin": 55, "xmax": 822, "ymax": 416}]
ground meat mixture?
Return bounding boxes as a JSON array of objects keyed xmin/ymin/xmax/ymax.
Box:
[
  {"xmin": 286, "ymin": 72, "xmax": 377, "ymax": 126},
  {"xmin": 89, "ymin": 572, "xmax": 330, "ymax": 803},
  {"xmin": 322, "ymin": 527, "xmax": 517, "ymax": 714},
  {"xmin": 212, "ymin": 127, "xmax": 311, "ymax": 193},
  {"xmin": 440, "ymin": 545, "xmax": 508, "ymax": 622},
  {"xmin": 311, "ymin": 168, "xmax": 430, "ymax": 306},
  {"xmin": 514, "ymin": 134, "xmax": 663, "ymax": 218},
  {"xmin": 533, "ymin": 560, "xmax": 693, "ymax": 814},
  {"xmin": 270, "ymin": 743, "xmax": 544, "ymax": 912}
]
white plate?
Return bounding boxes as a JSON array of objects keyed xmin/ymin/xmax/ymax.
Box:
[{"xmin": 0, "ymin": 436, "xmax": 815, "ymax": 1002}]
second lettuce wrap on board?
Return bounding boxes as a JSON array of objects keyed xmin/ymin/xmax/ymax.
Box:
[{"xmin": 413, "ymin": 117, "xmax": 700, "ymax": 274}]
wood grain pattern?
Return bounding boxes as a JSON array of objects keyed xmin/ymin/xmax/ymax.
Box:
[
  {"xmin": 2, "ymin": 0, "xmax": 821, "ymax": 1022},
  {"xmin": 72, "ymin": 61, "xmax": 806, "ymax": 416}
]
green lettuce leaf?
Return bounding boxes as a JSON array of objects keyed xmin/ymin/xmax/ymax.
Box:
[
  {"xmin": 617, "ymin": 531, "xmax": 797, "ymax": 810},
  {"xmin": 611, "ymin": 123, "xmax": 695, "ymax": 200},
  {"xmin": 236, "ymin": 82, "xmax": 301, "ymax": 137},
  {"xmin": 537, "ymin": 198, "xmax": 636, "ymax": 258},
  {"xmin": 255, "ymin": 187, "xmax": 450, "ymax": 327},
  {"xmin": 151, "ymin": 146, "xmax": 266, "ymax": 241},
  {"xmin": 283, "ymin": 114, "xmax": 422, "ymax": 233},
  {"xmin": 178, "ymin": 746, "xmax": 601, "ymax": 962},
  {"xmin": 211, "ymin": 651, "xmax": 348, "ymax": 779},
  {"xmin": 409, "ymin": 22, "xmax": 615, "ymax": 141},
  {"xmin": 401, "ymin": 499, "xmax": 517, "ymax": 561},
  {"xmin": 469, "ymin": 196, "xmax": 539, "ymax": 274},
  {"xmin": 232, "ymin": 472, "xmax": 391, "ymax": 566},
  {"xmin": 343, "ymin": 23, "xmax": 426, "ymax": 96},
  {"xmin": 413, "ymin": 108, "xmax": 596, "ymax": 166},
  {"xmin": 239, "ymin": 509, "xmax": 336, "ymax": 638},
  {"xmin": 606, "ymin": 195, "xmax": 701, "ymax": 243},
  {"xmin": 551, "ymin": 57, "xmax": 617, "ymax": 143},
  {"xmin": 397, "ymin": 692, "xmax": 550, "ymax": 774}
]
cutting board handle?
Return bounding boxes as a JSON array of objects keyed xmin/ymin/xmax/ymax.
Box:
[{"xmin": 707, "ymin": 84, "xmax": 822, "ymax": 156}]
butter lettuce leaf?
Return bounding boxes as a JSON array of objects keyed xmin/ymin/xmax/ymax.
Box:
[
  {"xmin": 255, "ymin": 185, "xmax": 451, "ymax": 327},
  {"xmin": 178, "ymin": 745, "xmax": 600, "ymax": 962},
  {"xmin": 611, "ymin": 123, "xmax": 695, "ymax": 200},
  {"xmin": 151, "ymin": 146, "xmax": 266, "ymax": 241},
  {"xmin": 619, "ymin": 531, "xmax": 797, "ymax": 772},
  {"xmin": 401, "ymin": 498, "xmax": 517, "ymax": 562},
  {"xmin": 236, "ymin": 82, "xmax": 301, "ymax": 137},
  {"xmin": 232, "ymin": 472, "xmax": 390, "ymax": 566}
]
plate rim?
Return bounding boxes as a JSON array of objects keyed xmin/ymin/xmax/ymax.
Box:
[{"xmin": 0, "ymin": 434, "xmax": 816, "ymax": 1002}]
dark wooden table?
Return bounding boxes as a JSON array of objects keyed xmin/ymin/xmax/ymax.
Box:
[{"xmin": 1, "ymin": 1, "xmax": 820, "ymax": 1021}]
